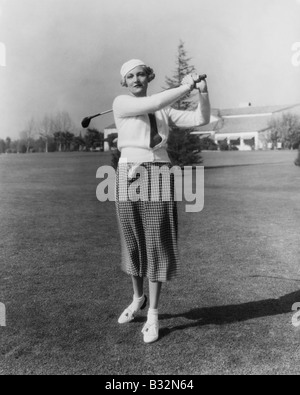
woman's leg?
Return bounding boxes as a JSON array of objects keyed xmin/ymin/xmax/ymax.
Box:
[
  {"xmin": 142, "ymin": 281, "xmax": 162, "ymax": 343},
  {"xmin": 118, "ymin": 276, "xmax": 146, "ymax": 324},
  {"xmin": 132, "ymin": 276, "xmax": 144, "ymax": 298},
  {"xmin": 149, "ymin": 281, "xmax": 162, "ymax": 310}
]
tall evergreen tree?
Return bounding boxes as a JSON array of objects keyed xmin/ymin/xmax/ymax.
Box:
[
  {"xmin": 165, "ymin": 41, "xmax": 202, "ymax": 166},
  {"xmin": 165, "ymin": 41, "xmax": 196, "ymax": 110}
]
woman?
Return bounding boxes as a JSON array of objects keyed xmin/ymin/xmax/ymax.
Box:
[{"xmin": 113, "ymin": 59, "xmax": 211, "ymax": 344}]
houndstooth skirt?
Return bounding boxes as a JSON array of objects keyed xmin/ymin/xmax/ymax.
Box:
[{"xmin": 115, "ymin": 162, "xmax": 180, "ymax": 282}]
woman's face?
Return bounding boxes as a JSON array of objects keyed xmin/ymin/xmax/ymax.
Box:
[{"xmin": 125, "ymin": 66, "xmax": 148, "ymax": 97}]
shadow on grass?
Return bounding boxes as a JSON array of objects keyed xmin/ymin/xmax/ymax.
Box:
[{"xmin": 159, "ymin": 289, "xmax": 300, "ymax": 339}]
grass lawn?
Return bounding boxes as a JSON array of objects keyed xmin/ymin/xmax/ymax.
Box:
[{"xmin": 0, "ymin": 150, "xmax": 300, "ymax": 375}]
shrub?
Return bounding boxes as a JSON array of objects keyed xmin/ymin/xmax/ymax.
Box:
[
  {"xmin": 111, "ymin": 150, "xmax": 121, "ymax": 170},
  {"xmin": 293, "ymin": 141, "xmax": 300, "ymax": 150},
  {"xmin": 167, "ymin": 129, "xmax": 202, "ymax": 167},
  {"xmin": 295, "ymin": 149, "xmax": 300, "ymax": 167},
  {"xmin": 230, "ymin": 145, "xmax": 239, "ymax": 151},
  {"xmin": 199, "ymin": 137, "xmax": 218, "ymax": 151},
  {"xmin": 219, "ymin": 141, "xmax": 229, "ymax": 151}
]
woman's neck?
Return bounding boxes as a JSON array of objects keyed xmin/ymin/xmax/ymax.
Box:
[{"xmin": 132, "ymin": 93, "xmax": 147, "ymax": 98}]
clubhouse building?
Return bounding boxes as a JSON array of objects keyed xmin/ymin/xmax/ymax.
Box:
[{"xmin": 193, "ymin": 103, "xmax": 300, "ymax": 151}]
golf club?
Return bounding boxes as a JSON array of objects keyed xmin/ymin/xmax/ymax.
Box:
[
  {"xmin": 81, "ymin": 109, "xmax": 113, "ymax": 129},
  {"xmin": 81, "ymin": 74, "xmax": 208, "ymax": 128}
]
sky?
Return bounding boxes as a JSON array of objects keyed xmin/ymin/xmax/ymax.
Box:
[{"xmin": 0, "ymin": 0, "xmax": 300, "ymax": 140}]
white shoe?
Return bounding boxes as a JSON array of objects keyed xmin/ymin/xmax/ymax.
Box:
[
  {"xmin": 142, "ymin": 321, "xmax": 159, "ymax": 344},
  {"xmin": 118, "ymin": 295, "xmax": 147, "ymax": 324}
]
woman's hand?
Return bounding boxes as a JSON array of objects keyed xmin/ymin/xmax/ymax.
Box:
[
  {"xmin": 191, "ymin": 74, "xmax": 208, "ymax": 93},
  {"xmin": 196, "ymin": 78, "xmax": 208, "ymax": 94},
  {"xmin": 181, "ymin": 74, "xmax": 208, "ymax": 93},
  {"xmin": 181, "ymin": 75, "xmax": 196, "ymax": 91}
]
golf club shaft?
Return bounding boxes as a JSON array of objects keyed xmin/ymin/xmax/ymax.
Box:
[
  {"xmin": 90, "ymin": 109, "xmax": 113, "ymax": 120},
  {"xmin": 81, "ymin": 110, "xmax": 113, "ymax": 128}
]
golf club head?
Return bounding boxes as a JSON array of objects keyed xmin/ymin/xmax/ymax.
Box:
[{"xmin": 81, "ymin": 117, "xmax": 91, "ymax": 129}]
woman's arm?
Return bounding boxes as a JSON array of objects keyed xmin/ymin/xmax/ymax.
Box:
[
  {"xmin": 166, "ymin": 91, "xmax": 211, "ymax": 128},
  {"xmin": 113, "ymin": 85, "xmax": 191, "ymax": 118}
]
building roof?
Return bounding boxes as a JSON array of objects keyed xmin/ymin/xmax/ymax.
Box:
[
  {"xmin": 219, "ymin": 104, "xmax": 300, "ymax": 117},
  {"xmin": 214, "ymin": 104, "xmax": 300, "ymax": 135},
  {"xmin": 194, "ymin": 120, "xmax": 219, "ymax": 133},
  {"xmin": 215, "ymin": 115, "xmax": 272, "ymax": 135}
]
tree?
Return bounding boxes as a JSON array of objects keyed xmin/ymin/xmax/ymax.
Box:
[
  {"xmin": 5, "ymin": 137, "xmax": 11, "ymax": 151},
  {"xmin": 52, "ymin": 112, "xmax": 74, "ymax": 152},
  {"xmin": 165, "ymin": 40, "xmax": 196, "ymax": 110},
  {"xmin": 39, "ymin": 115, "xmax": 53, "ymax": 153},
  {"xmin": 9, "ymin": 140, "xmax": 19, "ymax": 154},
  {"xmin": 165, "ymin": 41, "xmax": 202, "ymax": 166},
  {"xmin": 0, "ymin": 139, "xmax": 6, "ymax": 154},
  {"xmin": 268, "ymin": 113, "xmax": 300, "ymax": 149},
  {"xmin": 73, "ymin": 134, "xmax": 86, "ymax": 152},
  {"xmin": 167, "ymin": 129, "xmax": 202, "ymax": 167},
  {"xmin": 85, "ymin": 128, "xmax": 104, "ymax": 151},
  {"xmin": 64, "ymin": 132, "xmax": 75, "ymax": 151},
  {"xmin": 20, "ymin": 118, "xmax": 36, "ymax": 153},
  {"xmin": 33, "ymin": 137, "xmax": 46, "ymax": 153},
  {"xmin": 17, "ymin": 140, "xmax": 27, "ymax": 154},
  {"xmin": 295, "ymin": 147, "xmax": 300, "ymax": 167}
]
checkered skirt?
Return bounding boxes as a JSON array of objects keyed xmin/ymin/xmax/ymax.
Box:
[{"xmin": 115, "ymin": 162, "xmax": 180, "ymax": 282}]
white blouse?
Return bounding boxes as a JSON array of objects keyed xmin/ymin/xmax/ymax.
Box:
[{"xmin": 113, "ymin": 85, "xmax": 211, "ymax": 163}]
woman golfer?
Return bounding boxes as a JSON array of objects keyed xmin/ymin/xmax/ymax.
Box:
[{"xmin": 113, "ymin": 59, "xmax": 211, "ymax": 344}]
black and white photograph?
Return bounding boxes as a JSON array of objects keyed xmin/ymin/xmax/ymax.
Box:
[{"xmin": 0, "ymin": 0, "xmax": 300, "ymax": 377}]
